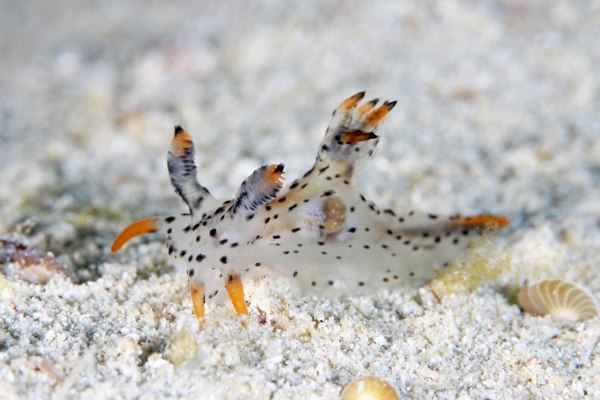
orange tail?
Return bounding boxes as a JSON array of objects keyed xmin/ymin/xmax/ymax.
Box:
[{"xmin": 455, "ymin": 214, "xmax": 509, "ymax": 230}]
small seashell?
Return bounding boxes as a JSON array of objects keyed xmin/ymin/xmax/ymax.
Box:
[
  {"xmin": 341, "ymin": 376, "xmax": 400, "ymax": 400},
  {"xmin": 518, "ymin": 280, "xmax": 599, "ymax": 322}
]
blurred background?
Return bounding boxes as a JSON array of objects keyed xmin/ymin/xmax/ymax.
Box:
[{"xmin": 1, "ymin": 0, "xmax": 600, "ymax": 282}]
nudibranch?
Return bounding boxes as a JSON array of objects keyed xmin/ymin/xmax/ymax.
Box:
[{"xmin": 112, "ymin": 92, "xmax": 508, "ymax": 322}]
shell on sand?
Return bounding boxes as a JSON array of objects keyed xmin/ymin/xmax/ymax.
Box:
[
  {"xmin": 518, "ymin": 280, "xmax": 599, "ymax": 322},
  {"xmin": 341, "ymin": 376, "xmax": 400, "ymax": 400}
]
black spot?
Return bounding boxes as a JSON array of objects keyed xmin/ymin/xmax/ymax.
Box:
[
  {"xmin": 192, "ymin": 223, "xmax": 200, "ymax": 231},
  {"xmin": 210, "ymin": 228, "xmax": 217, "ymax": 237},
  {"xmin": 403, "ymin": 240, "xmax": 411, "ymax": 245},
  {"xmin": 288, "ymin": 204, "xmax": 298, "ymax": 211},
  {"xmin": 462, "ymin": 229, "xmax": 469, "ymax": 236},
  {"xmin": 255, "ymin": 262, "xmax": 261, "ymax": 267},
  {"xmin": 273, "ymin": 214, "xmax": 279, "ymax": 219},
  {"xmin": 291, "ymin": 227, "xmax": 301, "ymax": 233},
  {"xmin": 188, "ymin": 255, "xmax": 193, "ymax": 262},
  {"xmin": 359, "ymin": 194, "xmax": 367, "ymax": 202},
  {"xmin": 311, "ymin": 281, "xmax": 316, "ymax": 286},
  {"xmin": 283, "ymin": 251, "xmax": 290, "ymax": 255},
  {"xmin": 219, "ymin": 238, "xmax": 228, "ymax": 245},
  {"xmin": 381, "ymin": 244, "xmax": 388, "ymax": 249},
  {"xmin": 265, "ymin": 205, "xmax": 272, "ymax": 211},
  {"xmin": 453, "ymin": 238, "xmax": 460, "ymax": 245},
  {"xmin": 398, "ymin": 217, "xmax": 405, "ymax": 223},
  {"xmin": 429, "ymin": 214, "xmax": 438, "ymax": 220},
  {"xmin": 300, "ymin": 183, "xmax": 308, "ymax": 189},
  {"xmin": 165, "ymin": 216, "xmax": 176, "ymax": 223},
  {"xmin": 364, "ymin": 245, "xmax": 370, "ymax": 249},
  {"xmin": 358, "ymin": 281, "xmax": 365, "ymax": 286},
  {"xmin": 384, "ymin": 209, "xmax": 396, "ymax": 216},
  {"xmin": 179, "ymin": 250, "xmax": 187, "ymax": 257},
  {"xmin": 188, "ymin": 269, "xmax": 194, "ymax": 277},
  {"xmin": 278, "ymin": 197, "xmax": 287, "ymax": 203},
  {"xmin": 168, "ymin": 245, "xmax": 175, "ymax": 255},
  {"xmin": 196, "ymin": 254, "xmax": 206, "ymax": 262},
  {"xmin": 422, "ymin": 232, "xmax": 429, "ymax": 238},
  {"xmin": 293, "ymin": 271, "xmax": 298, "ymax": 277},
  {"xmin": 365, "ymin": 227, "xmax": 370, "ymax": 232},
  {"xmin": 412, "ymin": 246, "xmax": 419, "ymax": 251},
  {"xmin": 273, "ymin": 235, "xmax": 281, "ymax": 240},
  {"xmin": 383, "ymin": 277, "xmax": 389, "ymax": 282},
  {"xmin": 336, "ymin": 256, "xmax": 342, "ymax": 260},
  {"xmin": 183, "ymin": 225, "xmax": 191, "ymax": 233},
  {"xmin": 409, "ymin": 211, "xmax": 415, "ymax": 216},
  {"xmin": 321, "ymin": 251, "xmax": 327, "ymax": 255},
  {"xmin": 321, "ymin": 190, "xmax": 334, "ymax": 197},
  {"xmin": 318, "ymin": 241, "xmax": 325, "ymax": 246},
  {"xmin": 274, "ymin": 163, "xmax": 284, "ymax": 173},
  {"xmin": 264, "ymin": 217, "xmax": 271, "ymax": 224},
  {"xmin": 409, "ymin": 272, "xmax": 414, "ymax": 277},
  {"xmin": 328, "ymin": 280, "xmax": 334, "ymax": 286},
  {"xmin": 347, "ymin": 227, "xmax": 357, "ymax": 233},
  {"xmin": 434, "ymin": 236, "xmax": 441, "ymax": 243},
  {"xmin": 230, "ymin": 242, "xmax": 239, "ymax": 248},
  {"xmin": 167, "ymin": 228, "xmax": 172, "ymax": 234},
  {"xmin": 387, "ymin": 229, "xmax": 393, "ymax": 235}
]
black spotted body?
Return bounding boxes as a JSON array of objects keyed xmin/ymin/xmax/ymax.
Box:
[{"xmin": 112, "ymin": 92, "xmax": 508, "ymax": 317}]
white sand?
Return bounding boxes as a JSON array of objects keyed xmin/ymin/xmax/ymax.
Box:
[{"xmin": 1, "ymin": 1, "xmax": 599, "ymax": 398}]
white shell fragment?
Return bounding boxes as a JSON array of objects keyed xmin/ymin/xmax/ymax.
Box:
[
  {"xmin": 518, "ymin": 280, "xmax": 600, "ymax": 322},
  {"xmin": 341, "ymin": 376, "xmax": 400, "ymax": 400}
]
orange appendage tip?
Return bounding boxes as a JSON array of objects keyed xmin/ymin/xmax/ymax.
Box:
[
  {"xmin": 459, "ymin": 214, "xmax": 510, "ymax": 229},
  {"xmin": 363, "ymin": 105, "xmax": 392, "ymax": 128},
  {"xmin": 339, "ymin": 91, "xmax": 366, "ymax": 111},
  {"xmin": 171, "ymin": 129, "xmax": 194, "ymax": 156},
  {"xmin": 190, "ymin": 283, "xmax": 206, "ymax": 320},
  {"xmin": 111, "ymin": 217, "xmax": 160, "ymax": 252},
  {"xmin": 226, "ymin": 275, "xmax": 249, "ymax": 317}
]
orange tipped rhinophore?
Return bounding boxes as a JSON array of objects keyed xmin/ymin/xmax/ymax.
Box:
[
  {"xmin": 111, "ymin": 217, "xmax": 160, "ymax": 252},
  {"xmin": 170, "ymin": 126, "xmax": 194, "ymax": 156}
]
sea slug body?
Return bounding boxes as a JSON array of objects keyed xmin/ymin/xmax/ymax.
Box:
[{"xmin": 112, "ymin": 92, "xmax": 508, "ymax": 322}]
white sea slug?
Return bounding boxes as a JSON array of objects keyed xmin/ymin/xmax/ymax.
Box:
[
  {"xmin": 341, "ymin": 376, "xmax": 400, "ymax": 400},
  {"xmin": 518, "ymin": 280, "xmax": 599, "ymax": 322},
  {"xmin": 111, "ymin": 92, "xmax": 508, "ymax": 322}
]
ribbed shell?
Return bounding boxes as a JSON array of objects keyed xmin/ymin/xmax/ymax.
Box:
[
  {"xmin": 341, "ymin": 376, "xmax": 400, "ymax": 400},
  {"xmin": 518, "ymin": 280, "xmax": 599, "ymax": 322}
]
